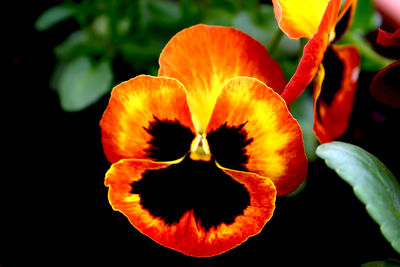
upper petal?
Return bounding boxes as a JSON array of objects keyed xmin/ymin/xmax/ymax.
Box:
[
  {"xmin": 272, "ymin": 0, "xmax": 331, "ymax": 39},
  {"xmin": 313, "ymin": 45, "xmax": 360, "ymax": 143},
  {"xmin": 280, "ymin": 0, "xmax": 341, "ymax": 104},
  {"xmin": 105, "ymin": 158, "xmax": 276, "ymax": 257},
  {"xmin": 100, "ymin": 75, "xmax": 195, "ymax": 163},
  {"xmin": 206, "ymin": 77, "xmax": 307, "ymax": 196},
  {"xmin": 158, "ymin": 24, "xmax": 286, "ymax": 132}
]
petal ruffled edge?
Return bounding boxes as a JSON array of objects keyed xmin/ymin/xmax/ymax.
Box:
[{"xmin": 105, "ymin": 158, "xmax": 276, "ymax": 257}]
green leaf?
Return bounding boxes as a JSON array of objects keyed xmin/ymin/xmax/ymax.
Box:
[
  {"xmin": 361, "ymin": 259, "xmax": 400, "ymax": 267},
  {"xmin": 35, "ymin": 5, "xmax": 75, "ymax": 31},
  {"xmin": 316, "ymin": 141, "xmax": 400, "ymax": 254},
  {"xmin": 57, "ymin": 56, "xmax": 113, "ymax": 112}
]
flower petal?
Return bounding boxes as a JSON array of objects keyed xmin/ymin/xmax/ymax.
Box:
[
  {"xmin": 377, "ymin": 28, "xmax": 400, "ymax": 48},
  {"xmin": 206, "ymin": 77, "xmax": 307, "ymax": 196},
  {"xmin": 313, "ymin": 45, "xmax": 360, "ymax": 143},
  {"xmin": 332, "ymin": 0, "xmax": 357, "ymax": 43},
  {"xmin": 158, "ymin": 24, "xmax": 286, "ymax": 132},
  {"xmin": 280, "ymin": 0, "xmax": 341, "ymax": 104},
  {"xmin": 370, "ymin": 61, "xmax": 400, "ymax": 109},
  {"xmin": 100, "ymin": 75, "xmax": 195, "ymax": 163},
  {"xmin": 272, "ymin": 0, "xmax": 331, "ymax": 39},
  {"xmin": 105, "ymin": 158, "xmax": 276, "ymax": 257}
]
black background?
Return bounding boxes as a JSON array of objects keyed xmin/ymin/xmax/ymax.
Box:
[{"xmin": 2, "ymin": 1, "xmax": 400, "ymax": 266}]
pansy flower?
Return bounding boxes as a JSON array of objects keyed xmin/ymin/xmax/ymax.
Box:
[
  {"xmin": 100, "ymin": 25, "xmax": 307, "ymax": 257},
  {"xmin": 272, "ymin": 0, "xmax": 360, "ymax": 143}
]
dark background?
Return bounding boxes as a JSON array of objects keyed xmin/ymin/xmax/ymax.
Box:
[{"xmin": 2, "ymin": 1, "xmax": 400, "ymax": 266}]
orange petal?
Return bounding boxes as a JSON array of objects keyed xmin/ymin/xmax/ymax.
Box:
[
  {"xmin": 100, "ymin": 75, "xmax": 195, "ymax": 163},
  {"xmin": 206, "ymin": 77, "xmax": 307, "ymax": 196},
  {"xmin": 158, "ymin": 24, "xmax": 286, "ymax": 132},
  {"xmin": 280, "ymin": 0, "xmax": 341, "ymax": 104},
  {"xmin": 313, "ymin": 45, "xmax": 360, "ymax": 143},
  {"xmin": 105, "ymin": 158, "xmax": 276, "ymax": 257},
  {"xmin": 272, "ymin": 0, "xmax": 331, "ymax": 39}
]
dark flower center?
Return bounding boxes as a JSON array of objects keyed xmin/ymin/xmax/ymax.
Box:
[
  {"xmin": 130, "ymin": 156, "xmax": 250, "ymax": 231},
  {"xmin": 207, "ymin": 122, "xmax": 253, "ymax": 171},
  {"xmin": 138, "ymin": 117, "xmax": 254, "ymax": 230},
  {"xmin": 144, "ymin": 116, "xmax": 195, "ymax": 161}
]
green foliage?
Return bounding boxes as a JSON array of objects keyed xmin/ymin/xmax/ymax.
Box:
[
  {"xmin": 35, "ymin": 4, "xmax": 76, "ymax": 31},
  {"xmin": 290, "ymin": 89, "xmax": 318, "ymax": 162},
  {"xmin": 316, "ymin": 142, "xmax": 400, "ymax": 254},
  {"xmin": 38, "ymin": 0, "xmax": 295, "ymax": 111},
  {"xmin": 361, "ymin": 259, "xmax": 400, "ymax": 267},
  {"xmin": 56, "ymin": 56, "xmax": 113, "ymax": 111}
]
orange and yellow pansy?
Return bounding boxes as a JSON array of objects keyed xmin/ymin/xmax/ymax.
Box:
[
  {"xmin": 101, "ymin": 25, "xmax": 307, "ymax": 257},
  {"xmin": 272, "ymin": 0, "xmax": 360, "ymax": 143}
]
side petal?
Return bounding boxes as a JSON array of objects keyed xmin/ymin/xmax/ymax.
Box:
[
  {"xmin": 272, "ymin": 0, "xmax": 330, "ymax": 39},
  {"xmin": 370, "ymin": 61, "xmax": 400, "ymax": 109},
  {"xmin": 158, "ymin": 24, "xmax": 286, "ymax": 132},
  {"xmin": 105, "ymin": 158, "xmax": 276, "ymax": 257},
  {"xmin": 206, "ymin": 77, "xmax": 307, "ymax": 196},
  {"xmin": 280, "ymin": 0, "xmax": 341, "ymax": 104},
  {"xmin": 313, "ymin": 45, "xmax": 360, "ymax": 143},
  {"xmin": 100, "ymin": 75, "xmax": 195, "ymax": 163}
]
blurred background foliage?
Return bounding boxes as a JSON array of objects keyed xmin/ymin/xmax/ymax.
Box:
[
  {"xmin": 35, "ymin": 0, "xmax": 291, "ymax": 112},
  {"xmin": 35, "ymin": 0, "xmax": 388, "ymax": 112}
]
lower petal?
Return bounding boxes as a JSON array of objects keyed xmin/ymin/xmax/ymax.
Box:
[{"xmin": 105, "ymin": 158, "xmax": 276, "ymax": 257}]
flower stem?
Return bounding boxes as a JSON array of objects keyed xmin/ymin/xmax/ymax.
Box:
[
  {"xmin": 345, "ymin": 31, "xmax": 395, "ymax": 70},
  {"xmin": 268, "ymin": 29, "xmax": 284, "ymax": 55}
]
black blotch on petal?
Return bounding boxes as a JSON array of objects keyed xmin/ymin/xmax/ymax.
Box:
[
  {"xmin": 317, "ymin": 46, "xmax": 344, "ymax": 120},
  {"xmin": 130, "ymin": 157, "xmax": 251, "ymax": 231},
  {"xmin": 332, "ymin": 7, "xmax": 352, "ymax": 44},
  {"xmin": 144, "ymin": 116, "xmax": 195, "ymax": 161},
  {"xmin": 207, "ymin": 122, "xmax": 253, "ymax": 171}
]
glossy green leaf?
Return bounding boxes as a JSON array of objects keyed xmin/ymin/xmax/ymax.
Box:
[
  {"xmin": 316, "ymin": 142, "xmax": 400, "ymax": 254},
  {"xmin": 35, "ymin": 5, "xmax": 75, "ymax": 31},
  {"xmin": 57, "ymin": 57, "xmax": 113, "ymax": 112}
]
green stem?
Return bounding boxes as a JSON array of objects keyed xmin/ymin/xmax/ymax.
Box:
[
  {"xmin": 268, "ymin": 29, "xmax": 284, "ymax": 55},
  {"xmin": 345, "ymin": 31, "xmax": 394, "ymax": 70}
]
